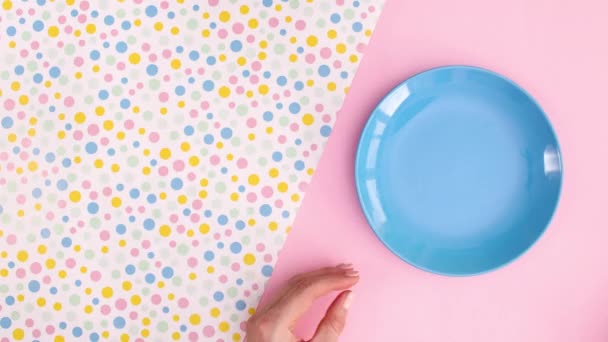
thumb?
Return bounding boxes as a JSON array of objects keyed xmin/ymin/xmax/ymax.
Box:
[{"xmin": 311, "ymin": 291, "xmax": 354, "ymax": 342}]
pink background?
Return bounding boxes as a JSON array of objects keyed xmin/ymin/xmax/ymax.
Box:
[{"xmin": 262, "ymin": 0, "xmax": 608, "ymax": 341}]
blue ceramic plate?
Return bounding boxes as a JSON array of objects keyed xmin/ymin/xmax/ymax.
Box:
[{"xmin": 355, "ymin": 66, "xmax": 562, "ymax": 276}]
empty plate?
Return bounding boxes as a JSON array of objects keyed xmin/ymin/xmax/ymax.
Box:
[{"xmin": 355, "ymin": 66, "xmax": 562, "ymax": 276}]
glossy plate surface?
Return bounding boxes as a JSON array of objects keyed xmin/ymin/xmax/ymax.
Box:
[{"xmin": 355, "ymin": 66, "xmax": 562, "ymax": 276}]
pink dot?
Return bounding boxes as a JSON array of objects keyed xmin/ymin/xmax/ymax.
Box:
[
  {"xmin": 232, "ymin": 23, "xmax": 244, "ymax": 34},
  {"xmin": 305, "ymin": 53, "xmax": 316, "ymax": 64},
  {"xmin": 25, "ymin": 319, "xmax": 34, "ymax": 327},
  {"xmin": 38, "ymin": 94, "xmax": 48, "ymax": 104},
  {"xmin": 115, "ymin": 299, "xmax": 127, "ymax": 310},
  {"xmin": 16, "ymin": 268, "xmax": 26, "ymax": 278},
  {"xmin": 32, "ymin": 330, "xmax": 41, "ymax": 338},
  {"xmin": 6, "ymin": 234, "xmax": 16, "ymax": 245},
  {"xmin": 203, "ymin": 326, "xmax": 215, "ymax": 337},
  {"xmin": 192, "ymin": 200, "xmax": 203, "ymax": 210},
  {"xmin": 100, "ymin": 230, "xmax": 110, "ymax": 241},
  {"xmin": 333, "ymin": 60, "xmax": 342, "ymax": 68},
  {"xmin": 218, "ymin": 29, "xmax": 228, "ymax": 39},
  {"xmin": 295, "ymin": 20, "xmax": 306, "ymax": 30},
  {"xmin": 173, "ymin": 160, "xmax": 185, "ymax": 171},
  {"xmin": 73, "ymin": 130, "xmax": 83, "ymax": 140},
  {"xmin": 261, "ymin": 186, "xmax": 273, "ymax": 198},
  {"xmin": 188, "ymin": 332, "xmax": 199, "ymax": 342},
  {"xmin": 278, "ymin": 135, "xmax": 287, "ymax": 144},
  {"xmin": 116, "ymin": 62, "xmax": 126, "ymax": 71},
  {"xmin": 4, "ymin": 99, "xmax": 15, "ymax": 110},
  {"xmin": 46, "ymin": 325, "xmax": 55, "ymax": 334},
  {"xmin": 320, "ymin": 47, "xmax": 332, "ymax": 59},
  {"xmin": 247, "ymin": 193, "xmax": 257, "ymax": 202},
  {"xmin": 231, "ymin": 263, "xmax": 240, "ymax": 271},
  {"xmin": 65, "ymin": 258, "xmax": 76, "ymax": 268},
  {"xmin": 90, "ymin": 271, "xmax": 101, "ymax": 281},
  {"xmin": 159, "ymin": 92, "xmax": 169, "ymax": 102},
  {"xmin": 130, "ymin": 248, "xmax": 139, "ymax": 257},
  {"xmin": 148, "ymin": 132, "xmax": 160, "ymax": 143},
  {"xmin": 142, "ymin": 43, "xmax": 151, "ymax": 52},
  {"xmin": 178, "ymin": 297, "xmax": 189, "ymax": 308},
  {"xmin": 124, "ymin": 120, "xmax": 135, "ymax": 130},
  {"xmin": 158, "ymin": 166, "xmax": 169, "ymax": 176},
  {"xmin": 356, "ymin": 43, "xmax": 366, "ymax": 53},
  {"xmin": 190, "ymin": 214, "xmax": 200, "ymax": 223},
  {"xmin": 30, "ymin": 262, "xmax": 42, "ymax": 274},
  {"xmin": 142, "ymin": 240, "xmax": 151, "ymax": 249},
  {"xmin": 80, "ymin": 1, "xmax": 89, "ymax": 10},
  {"xmin": 268, "ymin": 18, "xmax": 279, "ymax": 27},
  {"xmin": 100, "ymin": 137, "xmax": 110, "ymax": 146},
  {"xmin": 129, "ymin": 311, "xmax": 138, "ymax": 320},
  {"xmin": 162, "ymin": 49, "xmax": 172, "ymax": 59},
  {"xmin": 251, "ymin": 61, "xmax": 262, "ymax": 71},
  {"xmin": 264, "ymin": 254, "xmax": 273, "ymax": 263},
  {"xmin": 210, "ymin": 155, "xmax": 220, "ymax": 165},
  {"xmin": 246, "ymin": 118, "xmax": 257, "ymax": 128},
  {"xmin": 101, "ymin": 304, "xmax": 111, "ymax": 315},
  {"xmin": 236, "ymin": 158, "xmax": 248, "ymax": 169},
  {"xmin": 151, "ymin": 294, "xmax": 162, "ymax": 305},
  {"xmin": 16, "ymin": 194, "xmax": 26, "ymax": 204},
  {"xmin": 256, "ymin": 243, "xmax": 265, "ymax": 252},
  {"xmin": 87, "ymin": 124, "xmax": 99, "ymax": 135}
]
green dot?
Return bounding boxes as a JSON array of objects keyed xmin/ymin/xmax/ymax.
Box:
[
  {"xmin": 344, "ymin": 8, "xmax": 355, "ymax": 20},
  {"xmin": 0, "ymin": 285, "xmax": 8, "ymax": 293},
  {"xmin": 149, "ymin": 79, "xmax": 161, "ymax": 91},
  {"xmin": 242, "ymin": 236, "xmax": 251, "ymax": 245},
  {"xmin": 11, "ymin": 312, "xmax": 20, "ymax": 320},
  {"xmin": 141, "ymin": 182, "xmax": 151, "ymax": 192},
  {"xmin": 258, "ymin": 157, "xmax": 267, "ymax": 167},
  {"xmin": 230, "ymin": 137, "xmax": 241, "ymax": 147},
  {"xmin": 215, "ymin": 182, "xmax": 226, "ymax": 193},
  {"xmin": 171, "ymin": 277, "xmax": 182, "ymax": 286},
  {"xmin": 84, "ymin": 96, "xmax": 94, "ymax": 105},
  {"xmin": 177, "ymin": 244, "xmax": 189, "ymax": 256},
  {"xmin": 230, "ymin": 313, "xmax": 239, "ymax": 322},
  {"xmin": 21, "ymin": 31, "xmax": 31, "ymax": 41},
  {"xmin": 127, "ymin": 156, "xmax": 139, "ymax": 167},
  {"xmin": 157, "ymin": 321, "xmax": 169, "ymax": 332},
  {"xmin": 112, "ymin": 270, "xmax": 121, "ymax": 279},
  {"xmin": 227, "ymin": 287, "xmax": 237, "ymax": 298},
  {"xmin": 27, "ymin": 61, "xmax": 37, "ymax": 72},
  {"xmin": 84, "ymin": 250, "xmax": 95, "ymax": 259},
  {"xmin": 198, "ymin": 297, "xmax": 209, "ymax": 306},
  {"xmin": 132, "ymin": 229, "xmax": 143, "ymax": 241},
  {"xmin": 26, "ymin": 233, "xmax": 36, "ymax": 243},
  {"xmin": 316, "ymin": 18, "xmax": 326, "ymax": 28},
  {"xmin": 229, "ymin": 208, "xmax": 239, "ymax": 218},
  {"xmin": 191, "ymin": 91, "xmax": 201, "ymax": 100},
  {"xmin": 90, "ymin": 217, "xmax": 101, "ymax": 229},
  {"xmin": 84, "ymin": 321, "xmax": 93, "ymax": 330},
  {"xmin": 289, "ymin": 0, "xmax": 300, "ymax": 8},
  {"xmin": 105, "ymin": 55, "xmax": 116, "ymax": 66},
  {"xmin": 138, "ymin": 260, "xmax": 149, "ymax": 271},
  {"xmin": 273, "ymin": 44, "xmax": 285, "ymax": 55},
  {"xmin": 187, "ymin": 18, "xmax": 198, "ymax": 30},
  {"xmin": 111, "ymin": 85, "xmax": 122, "ymax": 96},
  {"xmin": 117, "ymin": 9, "xmax": 126, "ymax": 18},
  {"xmin": 236, "ymin": 104, "xmax": 248, "ymax": 116},
  {"xmin": 286, "ymin": 147, "xmax": 297, "ymax": 158},
  {"xmin": 127, "ymin": 36, "xmax": 137, "ymax": 44},
  {"xmin": 220, "ymin": 256, "xmax": 230, "ymax": 266},
  {"xmin": 69, "ymin": 294, "xmax": 80, "ymax": 305},
  {"xmin": 64, "ymin": 44, "xmax": 76, "ymax": 55}
]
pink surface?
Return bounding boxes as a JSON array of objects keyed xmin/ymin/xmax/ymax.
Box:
[{"xmin": 261, "ymin": 0, "xmax": 608, "ymax": 341}]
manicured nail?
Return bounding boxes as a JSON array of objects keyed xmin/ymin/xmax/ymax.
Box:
[
  {"xmin": 343, "ymin": 292, "xmax": 354, "ymax": 310},
  {"xmin": 337, "ymin": 263, "xmax": 353, "ymax": 269}
]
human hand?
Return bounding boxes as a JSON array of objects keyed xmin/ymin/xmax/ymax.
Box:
[{"xmin": 246, "ymin": 264, "xmax": 360, "ymax": 342}]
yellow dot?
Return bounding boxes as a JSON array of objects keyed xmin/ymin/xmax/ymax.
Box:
[
  {"xmin": 172, "ymin": 332, "xmax": 180, "ymax": 340},
  {"xmin": 103, "ymin": 120, "xmax": 114, "ymax": 130},
  {"xmin": 170, "ymin": 59, "xmax": 181, "ymax": 69},
  {"xmin": 240, "ymin": 5, "xmax": 249, "ymax": 14},
  {"xmin": 232, "ymin": 333, "xmax": 242, "ymax": 342},
  {"xmin": 170, "ymin": 26, "xmax": 179, "ymax": 35},
  {"xmin": 230, "ymin": 193, "xmax": 239, "ymax": 201},
  {"xmin": 85, "ymin": 23, "xmax": 96, "ymax": 34},
  {"xmin": 18, "ymin": 95, "xmax": 29, "ymax": 105},
  {"xmin": 210, "ymin": 307, "xmax": 220, "ymax": 317},
  {"xmin": 94, "ymin": 159, "xmax": 104, "ymax": 168},
  {"xmin": 268, "ymin": 222, "xmax": 278, "ymax": 231},
  {"xmin": 237, "ymin": 57, "xmax": 247, "ymax": 66},
  {"xmin": 219, "ymin": 321, "xmax": 230, "ymax": 332},
  {"xmin": 258, "ymin": 84, "xmax": 269, "ymax": 95},
  {"xmin": 292, "ymin": 194, "xmax": 300, "ymax": 202},
  {"xmin": 46, "ymin": 258, "xmax": 56, "ymax": 269},
  {"xmin": 120, "ymin": 333, "xmax": 129, "ymax": 342},
  {"xmin": 328, "ymin": 82, "xmax": 337, "ymax": 91},
  {"xmin": 101, "ymin": 286, "xmax": 113, "ymax": 298},
  {"xmin": 302, "ymin": 114, "xmax": 314, "ymax": 126},
  {"xmin": 129, "ymin": 53, "xmax": 141, "ymax": 64},
  {"xmin": 199, "ymin": 223, "xmax": 210, "ymax": 234},
  {"xmin": 16, "ymin": 250, "xmax": 28, "ymax": 262},
  {"xmin": 269, "ymin": 168, "xmax": 279, "ymax": 178},
  {"xmin": 141, "ymin": 329, "xmax": 149, "ymax": 337},
  {"xmin": 189, "ymin": 314, "xmax": 201, "ymax": 325},
  {"xmin": 154, "ymin": 22, "xmax": 163, "ymax": 31},
  {"xmin": 111, "ymin": 197, "xmax": 122, "ymax": 208},
  {"xmin": 53, "ymin": 302, "xmax": 62, "ymax": 311},
  {"xmin": 248, "ymin": 174, "xmax": 260, "ymax": 186},
  {"xmin": 27, "ymin": 161, "xmax": 38, "ymax": 171},
  {"xmin": 207, "ymin": 266, "xmax": 215, "ymax": 273},
  {"xmin": 219, "ymin": 11, "xmax": 230, "ymax": 22},
  {"xmin": 160, "ymin": 148, "xmax": 171, "ymax": 160},
  {"xmin": 10, "ymin": 81, "xmax": 20, "ymax": 91},
  {"xmin": 336, "ymin": 43, "xmax": 347, "ymax": 54},
  {"xmin": 306, "ymin": 35, "xmax": 319, "ymax": 47},
  {"xmin": 219, "ymin": 86, "xmax": 231, "ymax": 98},
  {"xmin": 13, "ymin": 328, "xmax": 24, "ymax": 340},
  {"xmin": 278, "ymin": 182, "xmax": 288, "ymax": 192},
  {"xmin": 69, "ymin": 191, "xmax": 81, "ymax": 202},
  {"xmin": 248, "ymin": 18, "xmax": 258, "ymax": 29},
  {"xmin": 111, "ymin": 163, "xmax": 120, "ymax": 172},
  {"xmin": 38, "ymin": 245, "xmax": 47, "ymax": 254},
  {"xmin": 131, "ymin": 294, "xmax": 141, "ymax": 305},
  {"xmin": 189, "ymin": 156, "xmax": 199, "ymax": 166},
  {"xmin": 48, "ymin": 25, "xmax": 60, "ymax": 37},
  {"xmin": 180, "ymin": 142, "xmax": 190, "ymax": 152},
  {"xmin": 350, "ymin": 54, "xmax": 359, "ymax": 63},
  {"xmin": 160, "ymin": 225, "xmax": 171, "ymax": 237},
  {"xmin": 243, "ymin": 253, "xmax": 256, "ymax": 265},
  {"xmin": 327, "ymin": 29, "xmax": 337, "ymax": 39},
  {"xmin": 74, "ymin": 112, "xmax": 86, "ymax": 124},
  {"xmin": 37, "ymin": 297, "xmax": 46, "ymax": 307}
]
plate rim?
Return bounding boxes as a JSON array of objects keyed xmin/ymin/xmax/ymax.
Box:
[{"xmin": 354, "ymin": 65, "xmax": 564, "ymax": 277}]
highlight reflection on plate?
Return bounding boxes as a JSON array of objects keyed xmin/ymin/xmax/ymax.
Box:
[{"xmin": 355, "ymin": 66, "xmax": 562, "ymax": 276}]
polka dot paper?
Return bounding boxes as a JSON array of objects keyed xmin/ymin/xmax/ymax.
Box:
[{"xmin": 0, "ymin": 0, "xmax": 383, "ymax": 341}]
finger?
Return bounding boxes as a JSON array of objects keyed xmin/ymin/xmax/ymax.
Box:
[
  {"xmin": 311, "ymin": 291, "xmax": 353, "ymax": 342},
  {"xmin": 260, "ymin": 264, "xmax": 354, "ymax": 314},
  {"xmin": 273, "ymin": 269, "xmax": 359, "ymax": 323}
]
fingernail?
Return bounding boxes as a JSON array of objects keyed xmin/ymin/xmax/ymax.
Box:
[
  {"xmin": 337, "ymin": 263, "xmax": 353, "ymax": 269},
  {"xmin": 345, "ymin": 270, "xmax": 359, "ymax": 277},
  {"xmin": 343, "ymin": 292, "xmax": 354, "ymax": 310}
]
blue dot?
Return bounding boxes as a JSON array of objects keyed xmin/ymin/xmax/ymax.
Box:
[
  {"xmin": 129, "ymin": 189, "xmax": 140, "ymax": 199},
  {"xmin": 28, "ymin": 280, "xmax": 40, "ymax": 293},
  {"xmin": 168, "ymin": 11, "xmax": 175, "ymax": 19},
  {"xmin": 5, "ymin": 296, "xmax": 15, "ymax": 305},
  {"xmin": 40, "ymin": 228, "xmax": 50, "ymax": 238},
  {"xmin": 145, "ymin": 273, "xmax": 156, "ymax": 284},
  {"xmin": 259, "ymin": 204, "xmax": 272, "ymax": 217},
  {"xmin": 72, "ymin": 327, "xmax": 83, "ymax": 337},
  {"xmin": 218, "ymin": 215, "xmax": 228, "ymax": 225},
  {"xmin": 213, "ymin": 291, "xmax": 224, "ymax": 301},
  {"xmin": 352, "ymin": 22, "xmax": 363, "ymax": 32},
  {"xmin": 176, "ymin": 45, "xmax": 184, "ymax": 53},
  {"xmin": 104, "ymin": 15, "xmax": 115, "ymax": 25},
  {"xmin": 263, "ymin": 71, "xmax": 271, "ymax": 79},
  {"xmin": 116, "ymin": 224, "xmax": 126, "ymax": 235},
  {"xmin": 272, "ymin": 152, "xmax": 282, "ymax": 162},
  {"xmin": 263, "ymin": 0, "xmax": 273, "ymax": 6},
  {"xmin": 230, "ymin": 242, "xmax": 242, "ymax": 254},
  {"xmin": 189, "ymin": 50, "xmax": 200, "ymax": 61},
  {"xmin": 87, "ymin": 202, "xmax": 99, "ymax": 214},
  {"xmin": 289, "ymin": 102, "xmax": 301, "ymax": 114},
  {"xmin": 115, "ymin": 41, "xmax": 128, "ymax": 53},
  {"xmin": 320, "ymin": 125, "xmax": 332, "ymax": 137},
  {"xmin": 236, "ymin": 220, "xmax": 245, "ymax": 230},
  {"xmin": 203, "ymin": 80, "xmax": 215, "ymax": 91},
  {"xmin": 125, "ymin": 264, "xmax": 135, "ymax": 275},
  {"xmin": 230, "ymin": 40, "xmax": 242, "ymax": 52},
  {"xmin": 90, "ymin": 333, "xmax": 100, "ymax": 341},
  {"xmin": 36, "ymin": 0, "xmax": 45, "ymax": 5},
  {"xmin": 14, "ymin": 65, "xmax": 24, "ymax": 75},
  {"xmin": 235, "ymin": 300, "xmax": 246, "ymax": 311},
  {"xmin": 204, "ymin": 134, "xmax": 214, "ymax": 144},
  {"xmin": 263, "ymin": 111, "xmax": 273, "ymax": 122},
  {"xmin": 236, "ymin": 278, "xmax": 244, "ymax": 285},
  {"xmin": 121, "ymin": 21, "xmax": 131, "ymax": 30},
  {"xmin": 295, "ymin": 160, "xmax": 305, "ymax": 170},
  {"xmin": 116, "ymin": 184, "xmax": 124, "ymax": 191},
  {"xmin": 242, "ymin": 70, "xmax": 250, "ymax": 78},
  {"xmin": 184, "ymin": 125, "xmax": 194, "ymax": 135},
  {"xmin": 0, "ymin": 317, "xmax": 11, "ymax": 329},
  {"xmin": 262, "ymin": 265, "xmax": 273, "ymax": 277},
  {"xmin": 220, "ymin": 127, "xmax": 233, "ymax": 139},
  {"xmin": 113, "ymin": 317, "xmax": 126, "ymax": 329},
  {"xmin": 341, "ymin": 71, "xmax": 349, "ymax": 79},
  {"xmin": 6, "ymin": 26, "xmax": 16, "ymax": 36},
  {"xmin": 294, "ymin": 81, "xmax": 304, "ymax": 90},
  {"xmin": 170, "ymin": 178, "xmax": 183, "ymax": 190},
  {"xmin": 146, "ymin": 64, "xmax": 158, "ymax": 76},
  {"xmin": 33, "ymin": 73, "xmax": 43, "ymax": 83},
  {"xmin": 143, "ymin": 218, "xmax": 155, "ymax": 231},
  {"xmin": 175, "ymin": 85, "xmax": 186, "ymax": 96},
  {"xmin": 1, "ymin": 117, "xmax": 14, "ymax": 129},
  {"xmin": 61, "ymin": 237, "xmax": 72, "ymax": 248},
  {"xmin": 32, "ymin": 188, "xmax": 42, "ymax": 198},
  {"xmin": 49, "ymin": 66, "xmax": 61, "ymax": 78},
  {"xmin": 57, "ymin": 179, "xmax": 68, "ymax": 191},
  {"xmin": 204, "ymin": 251, "xmax": 214, "ymax": 261},
  {"xmin": 318, "ymin": 65, "xmax": 330, "ymax": 77},
  {"xmin": 33, "ymin": 20, "xmax": 45, "ymax": 32},
  {"xmin": 206, "ymin": 56, "xmax": 216, "ymax": 65},
  {"xmin": 277, "ymin": 76, "xmax": 287, "ymax": 86},
  {"xmin": 161, "ymin": 267, "xmax": 174, "ymax": 279},
  {"xmin": 85, "ymin": 142, "xmax": 97, "ymax": 154},
  {"xmin": 98, "ymin": 89, "xmax": 109, "ymax": 100},
  {"xmin": 120, "ymin": 98, "xmax": 131, "ymax": 109},
  {"xmin": 330, "ymin": 13, "xmax": 341, "ymax": 23}
]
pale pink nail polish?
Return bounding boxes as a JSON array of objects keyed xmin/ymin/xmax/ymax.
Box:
[{"xmin": 343, "ymin": 292, "xmax": 354, "ymax": 309}]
